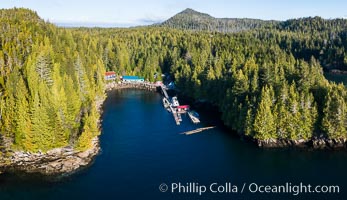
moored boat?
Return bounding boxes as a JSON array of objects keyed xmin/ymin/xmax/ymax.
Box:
[
  {"xmin": 188, "ymin": 110, "xmax": 200, "ymax": 123},
  {"xmin": 171, "ymin": 96, "xmax": 180, "ymax": 107},
  {"xmin": 162, "ymin": 97, "xmax": 171, "ymax": 112}
]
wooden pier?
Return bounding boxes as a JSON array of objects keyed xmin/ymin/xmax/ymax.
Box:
[
  {"xmin": 159, "ymin": 85, "xmax": 196, "ymax": 125},
  {"xmin": 172, "ymin": 111, "xmax": 181, "ymax": 125},
  {"xmin": 106, "ymin": 82, "xmax": 158, "ymax": 91},
  {"xmin": 107, "ymin": 82, "xmax": 199, "ymax": 126},
  {"xmin": 106, "ymin": 81, "xmax": 188, "ymax": 125},
  {"xmin": 160, "ymin": 86, "xmax": 184, "ymax": 125},
  {"xmin": 159, "ymin": 85, "xmax": 170, "ymax": 99}
]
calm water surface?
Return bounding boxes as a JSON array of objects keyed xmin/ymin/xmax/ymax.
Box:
[
  {"xmin": 325, "ymin": 73, "xmax": 347, "ymax": 85},
  {"xmin": 0, "ymin": 89, "xmax": 346, "ymax": 200}
]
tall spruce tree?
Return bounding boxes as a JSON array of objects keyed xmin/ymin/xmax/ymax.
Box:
[{"xmin": 253, "ymin": 86, "xmax": 276, "ymax": 140}]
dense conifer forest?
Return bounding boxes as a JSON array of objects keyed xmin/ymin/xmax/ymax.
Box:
[
  {"xmin": 1, "ymin": 8, "xmax": 347, "ymax": 153},
  {"xmin": 0, "ymin": 8, "xmax": 105, "ymax": 152}
]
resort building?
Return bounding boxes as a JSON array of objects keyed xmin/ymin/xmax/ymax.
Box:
[
  {"xmin": 121, "ymin": 76, "xmax": 145, "ymax": 83},
  {"xmin": 105, "ymin": 71, "xmax": 116, "ymax": 81}
]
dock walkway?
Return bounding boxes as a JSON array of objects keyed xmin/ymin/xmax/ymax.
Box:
[
  {"xmin": 160, "ymin": 85, "xmax": 170, "ymax": 99},
  {"xmin": 106, "ymin": 82, "xmax": 158, "ymax": 91},
  {"xmin": 160, "ymin": 86, "xmax": 181, "ymax": 125}
]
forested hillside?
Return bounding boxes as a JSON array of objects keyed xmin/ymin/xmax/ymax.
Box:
[
  {"xmin": 81, "ymin": 26, "xmax": 347, "ymax": 143},
  {"xmin": 0, "ymin": 8, "xmax": 105, "ymax": 152},
  {"xmin": 160, "ymin": 9, "xmax": 347, "ymax": 71},
  {"xmin": 276, "ymin": 17, "xmax": 347, "ymax": 71},
  {"xmin": 1, "ymin": 8, "xmax": 347, "ymax": 153}
]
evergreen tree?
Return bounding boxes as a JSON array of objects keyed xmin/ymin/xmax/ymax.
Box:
[
  {"xmin": 253, "ymin": 86, "xmax": 276, "ymax": 140},
  {"xmin": 14, "ymin": 77, "xmax": 31, "ymax": 149},
  {"xmin": 322, "ymin": 86, "xmax": 347, "ymax": 138}
]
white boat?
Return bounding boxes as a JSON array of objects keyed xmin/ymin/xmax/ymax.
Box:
[
  {"xmin": 172, "ymin": 96, "xmax": 180, "ymax": 107},
  {"xmin": 162, "ymin": 97, "xmax": 171, "ymax": 112},
  {"xmin": 188, "ymin": 110, "xmax": 200, "ymax": 123}
]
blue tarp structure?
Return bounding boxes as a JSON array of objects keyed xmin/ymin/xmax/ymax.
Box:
[{"xmin": 122, "ymin": 76, "xmax": 144, "ymax": 82}]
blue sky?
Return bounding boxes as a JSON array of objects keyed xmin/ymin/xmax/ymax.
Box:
[{"xmin": 2, "ymin": 0, "xmax": 347, "ymax": 27}]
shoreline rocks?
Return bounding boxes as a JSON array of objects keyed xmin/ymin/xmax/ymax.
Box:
[
  {"xmin": 0, "ymin": 92, "xmax": 106, "ymax": 177},
  {"xmin": 255, "ymin": 137, "xmax": 347, "ymax": 149},
  {"xmin": 0, "ymin": 137, "xmax": 100, "ymax": 176},
  {"xmin": 329, "ymin": 69, "xmax": 347, "ymax": 75},
  {"xmin": 176, "ymin": 91, "xmax": 347, "ymax": 150}
]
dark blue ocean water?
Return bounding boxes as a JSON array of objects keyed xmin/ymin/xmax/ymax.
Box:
[
  {"xmin": 324, "ymin": 73, "xmax": 347, "ymax": 85},
  {"xmin": 0, "ymin": 89, "xmax": 346, "ymax": 200}
]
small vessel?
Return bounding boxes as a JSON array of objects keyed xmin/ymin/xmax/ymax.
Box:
[
  {"xmin": 188, "ymin": 110, "xmax": 200, "ymax": 124},
  {"xmin": 171, "ymin": 96, "xmax": 180, "ymax": 107},
  {"xmin": 162, "ymin": 97, "xmax": 171, "ymax": 112}
]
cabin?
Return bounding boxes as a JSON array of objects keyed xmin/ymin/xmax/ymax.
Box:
[
  {"xmin": 105, "ymin": 71, "xmax": 116, "ymax": 81},
  {"xmin": 177, "ymin": 105, "xmax": 190, "ymax": 112},
  {"xmin": 121, "ymin": 76, "xmax": 144, "ymax": 83}
]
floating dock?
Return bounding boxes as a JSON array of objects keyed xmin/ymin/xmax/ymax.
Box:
[
  {"xmin": 172, "ymin": 111, "xmax": 180, "ymax": 125},
  {"xmin": 162, "ymin": 97, "xmax": 171, "ymax": 112},
  {"xmin": 181, "ymin": 126, "xmax": 216, "ymax": 135},
  {"xmin": 159, "ymin": 85, "xmax": 199, "ymax": 125},
  {"xmin": 160, "ymin": 85, "xmax": 170, "ymax": 99}
]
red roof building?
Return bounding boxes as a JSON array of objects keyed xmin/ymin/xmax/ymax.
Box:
[
  {"xmin": 177, "ymin": 105, "xmax": 190, "ymax": 112},
  {"xmin": 105, "ymin": 71, "xmax": 116, "ymax": 80}
]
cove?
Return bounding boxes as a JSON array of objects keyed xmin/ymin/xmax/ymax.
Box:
[{"xmin": 0, "ymin": 89, "xmax": 347, "ymax": 199}]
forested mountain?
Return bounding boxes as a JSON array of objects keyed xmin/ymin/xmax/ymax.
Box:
[
  {"xmin": 1, "ymin": 8, "xmax": 347, "ymax": 154},
  {"xmin": 159, "ymin": 8, "xmax": 279, "ymax": 32},
  {"xmin": 161, "ymin": 9, "xmax": 347, "ymax": 70}
]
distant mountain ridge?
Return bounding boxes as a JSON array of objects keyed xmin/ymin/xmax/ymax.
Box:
[{"xmin": 158, "ymin": 8, "xmax": 279, "ymax": 32}]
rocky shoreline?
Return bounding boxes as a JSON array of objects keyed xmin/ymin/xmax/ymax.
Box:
[
  {"xmin": 0, "ymin": 84, "xmax": 157, "ymax": 177},
  {"xmin": 3, "ymin": 82, "xmax": 343, "ymax": 177},
  {"xmin": 0, "ymin": 137, "xmax": 100, "ymax": 176},
  {"xmin": 0, "ymin": 94, "xmax": 105, "ymax": 177},
  {"xmin": 255, "ymin": 137, "xmax": 347, "ymax": 149},
  {"xmin": 174, "ymin": 93, "xmax": 347, "ymax": 150},
  {"xmin": 329, "ymin": 69, "xmax": 347, "ymax": 75}
]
